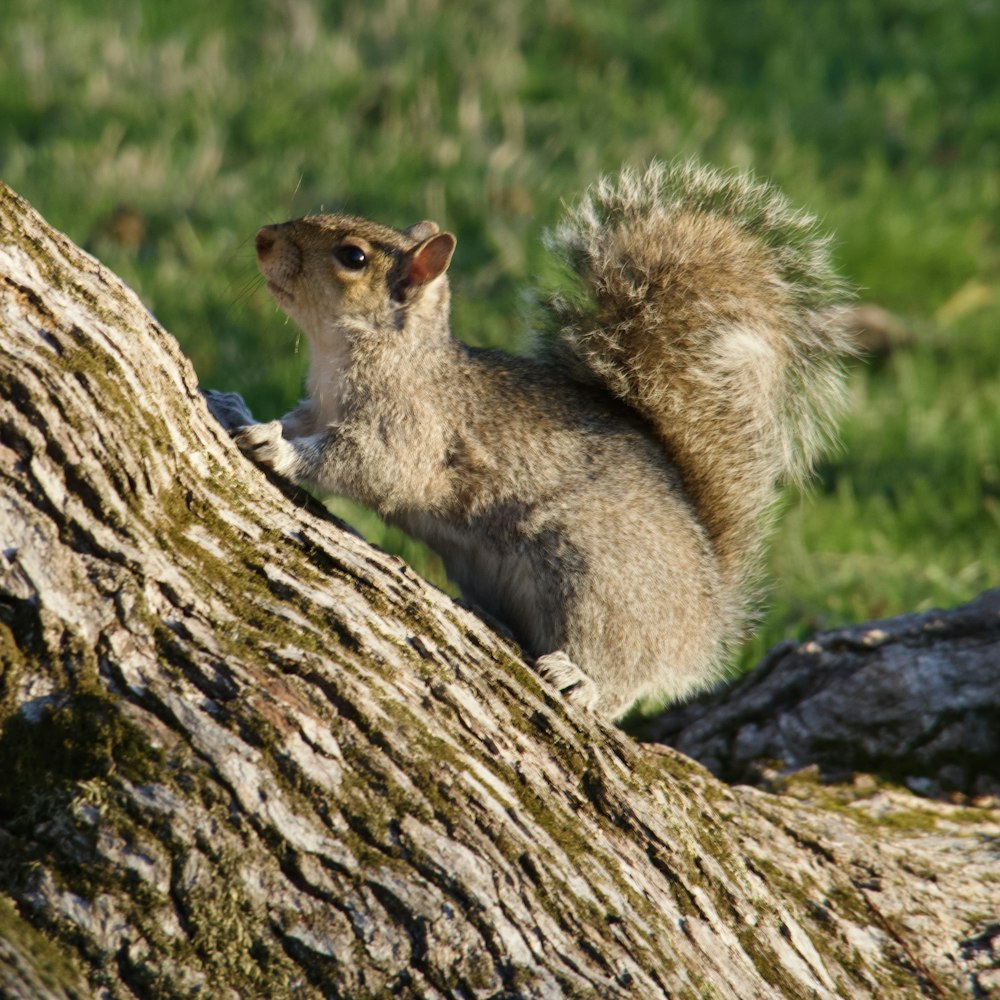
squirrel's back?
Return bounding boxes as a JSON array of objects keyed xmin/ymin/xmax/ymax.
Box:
[{"xmin": 540, "ymin": 161, "xmax": 855, "ymax": 638}]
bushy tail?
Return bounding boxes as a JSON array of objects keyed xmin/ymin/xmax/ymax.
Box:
[{"xmin": 541, "ymin": 160, "xmax": 855, "ymax": 600}]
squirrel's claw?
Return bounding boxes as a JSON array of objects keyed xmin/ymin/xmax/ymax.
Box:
[
  {"xmin": 233, "ymin": 420, "xmax": 299, "ymax": 479},
  {"xmin": 535, "ymin": 650, "xmax": 599, "ymax": 712}
]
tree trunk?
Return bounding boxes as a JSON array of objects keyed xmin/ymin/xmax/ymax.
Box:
[{"xmin": 1, "ymin": 179, "xmax": 998, "ymax": 999}]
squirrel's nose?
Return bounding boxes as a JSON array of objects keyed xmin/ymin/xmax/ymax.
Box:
[{"xmin": 255, "ymin": 228, "xmax": 276, "ymax": 259}]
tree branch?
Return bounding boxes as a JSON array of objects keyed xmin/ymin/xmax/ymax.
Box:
[
  {"xmin": 2, "ymin": 180, "xmax": 998, "ymax": 998},
  {"xmin": 648, "ymin": 588, "xmax": 1000, "ymax": 800}
]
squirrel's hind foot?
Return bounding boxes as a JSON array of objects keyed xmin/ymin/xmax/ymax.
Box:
[{"xmin": 535, "ymin": 650, "xmax": 599, "ymax": 712}]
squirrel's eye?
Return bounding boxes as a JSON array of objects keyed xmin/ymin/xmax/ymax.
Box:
[{"xmin": 334, "ymin": 244, "xmax": 367, "ymax": 270}]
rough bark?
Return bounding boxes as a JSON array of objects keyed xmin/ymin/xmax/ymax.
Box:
[{"xmin": 1, "ymin": 179, "xmax": 998, "ymax": 999}]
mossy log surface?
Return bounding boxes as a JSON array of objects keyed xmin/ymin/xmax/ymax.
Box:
[{"xmin": 1, "ymin": 180, "xmax": 998, "ymax": 999}]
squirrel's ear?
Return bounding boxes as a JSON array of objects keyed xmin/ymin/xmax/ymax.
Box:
[
  {"xmin": 404, "ymin": 220, "xmax": 440, "ymax": 242},
  {"xmin": 395, "ymin": 232, "xmax": 456, "ymax": 299}
]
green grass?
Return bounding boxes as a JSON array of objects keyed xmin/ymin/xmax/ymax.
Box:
[{"xmin": 3, "ymin": 0, "xmax": 998, "ymax": 676}]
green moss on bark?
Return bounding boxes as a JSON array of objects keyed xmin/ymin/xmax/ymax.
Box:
[
  {"xmin": 0, "ymin": 893, "xmax": 89, "ymax": 997},
  {"xmin": 0, "ymin": 688, "xmax": 164, "ymax": 827}
]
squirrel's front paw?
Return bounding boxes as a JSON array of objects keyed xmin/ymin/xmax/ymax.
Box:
[
  {"xmin": 233, "ymin": 420, "xmax": 299, "ymax": 479},
  {"xmin": 202, "ymin": 388, "xmax": 257, "ymax": 433},
  {"xmin": 535, "ymin": 650, "xmax": 599, "ymax": 711}
]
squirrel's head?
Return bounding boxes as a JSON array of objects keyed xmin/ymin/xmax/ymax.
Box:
[{"xmin": 255, "ymin": 214, "xmax": 455, "ymax": 344}]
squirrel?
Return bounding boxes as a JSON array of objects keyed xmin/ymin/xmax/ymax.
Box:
[{"xmin": 206, "ymin": 161, "xmax": 854, "ymax": 719}]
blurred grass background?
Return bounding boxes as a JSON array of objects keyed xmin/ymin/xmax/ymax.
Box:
[{"xmin": 3, "ymin": 0, "xmax": 998, "ymax": 672}]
